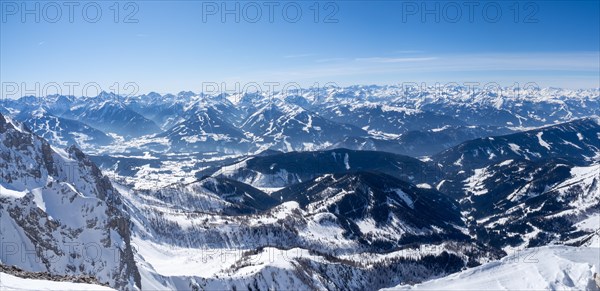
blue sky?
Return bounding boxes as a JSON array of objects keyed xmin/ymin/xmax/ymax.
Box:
[{"xmin": 1, "ymin": 1, "xmax": 599, "ymax": 96}]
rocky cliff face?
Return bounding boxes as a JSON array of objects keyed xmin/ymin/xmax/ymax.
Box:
[{"xmin": 0, "ymin": 113, "xmax": 140, "ymax": 290}]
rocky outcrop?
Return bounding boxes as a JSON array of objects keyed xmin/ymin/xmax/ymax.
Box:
[
  {"xmin": 0, "ymin": 264, "xmax": 108, "ymax": 286},
  {"xmin": 0, "ymin": 113, "xmax": 140, "ymax": 290}
]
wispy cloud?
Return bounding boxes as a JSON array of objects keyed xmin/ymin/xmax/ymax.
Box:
[
  {"xmin": 231, "ymin": 52, "xmax": 600, "ymax": 88},
  {"xmin": 356, "ymin": 57, "xmax": 437, "ymax": 63},
  {"xmin": 284, "ymin": 53, "xmax": 315, "ymax": 59},
  {"xmin": 38, "ymin": 41, "xmax": 45, "ymax": 46},
  {"xmin": 315, "ymin": 57, "xmax": 347, "ymax": 63},
  {"xmin": 393, "ymin": 50, "xmax": 424, "ymax": 54}
]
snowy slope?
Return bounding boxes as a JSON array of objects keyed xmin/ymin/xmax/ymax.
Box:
[
  {"xmin": 241, "ymin": 99, "xmax": 366, "ymax": 152},
  {"xmin": 113, "ymin": 175, "xmax": 497, "ymax": 291},
  {"xmin": 434, "ymin": 118, "xmax": 600, "ymax": 173},
  {"xmin": 61, "ymin": 92, "xmax": 161, "ymax": 137},
  {"xmin": 383, "ymin": 246, "xmax": 600, "ymax": 290},
  {"xmin": 15, "ymin": 107, "xmax": 113, "ymax": 149},
  {"xmin": 0, "ymin": 272, "xmax": 115, "ymax": 291},
  {"xmin": 213, "ymin": 148, "xmax": 439, "ymax": 188},
  {"xmin": 157, "ymin": 98, "xmax": 250, "ymax": 153}
]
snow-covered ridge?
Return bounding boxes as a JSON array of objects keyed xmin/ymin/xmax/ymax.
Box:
[{"xmin": 383, "ymin": 246, "xmax": 600, "ymax": 290}]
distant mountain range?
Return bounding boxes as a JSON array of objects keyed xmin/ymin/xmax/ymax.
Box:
[
  {"xmin": 1, "ymin": 85, "xmax": 599, "ymax": 290},
  {"xmin": 2, "ymin": 86, "xmax": 597, "ymax": 156}
]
